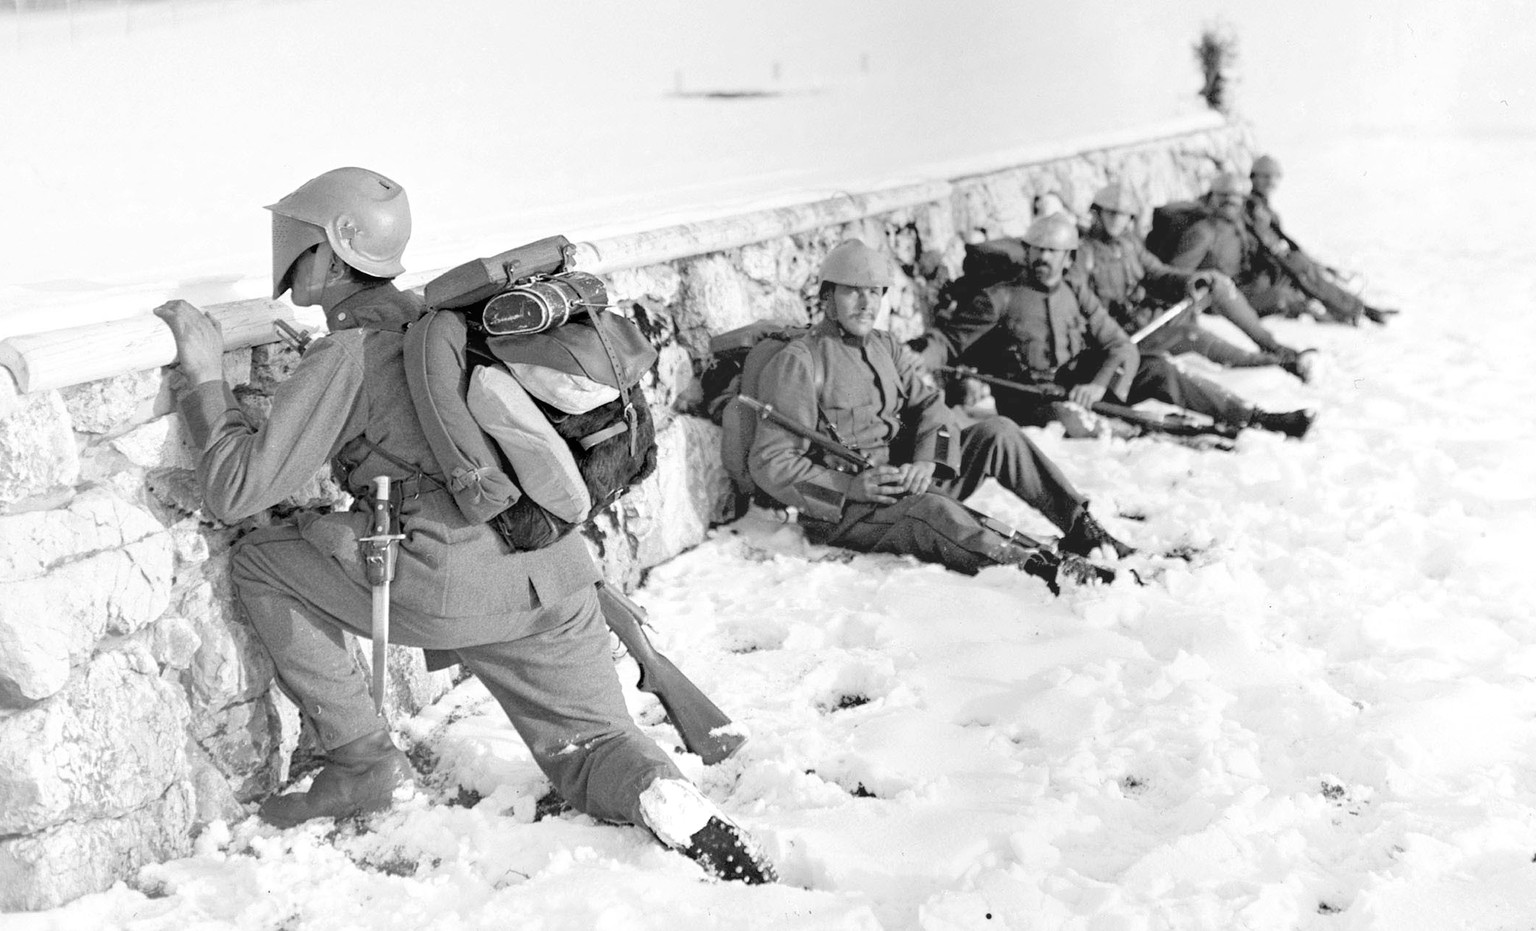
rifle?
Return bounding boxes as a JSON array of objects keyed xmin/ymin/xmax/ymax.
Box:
[
  {"xmin": 939, "ymin": 365, "xmax": 1241, "ymax": 443},
  {"xmin": 734, "ymin": 394, "xmax": 1051, "ymax": 551},
  {"xmin": 597, "ymin": 584, "xmax": 745, "ymax": 765},
  {"xmin": 1129, "ymin": 294, "xmax": 1208, "ymax": 344}
]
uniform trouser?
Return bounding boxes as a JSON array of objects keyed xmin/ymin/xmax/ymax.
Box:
[
  {"xmin": 946, "ymin": 416, "xmax": 1085, "ymax": 530},
  {"xmin": 997, "ymin": 352, "xmax": 1256, "ymax": 428},
  {"xmin": 1206, "ymin": 277, "xmax": 1288, "ymax": 352},
  {"xmin": 1140, "ymin": 321, "xmax": 1275, "ymax": 368},
  {"xmin": 231, "ymin": 524, "xmax": 681, "ymax": 826},
  {"xmin": 801, "ymin": 418, "xmax": 1084, "ymax": 574},
  {"xmin": 1243, "ymin": 256, "xmax": 1365, "ymax": 321},
  {"xmin": 1122, "ymin": 355, "xmax": 1255, "ymax": 425}
]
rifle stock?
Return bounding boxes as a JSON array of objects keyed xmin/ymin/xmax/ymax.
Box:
[
  {"xmin": 938, "ymin": 366, "xmax": 1240, "ymax": 442},
  {"xmin": 597, "ymin": 583, "xmax": 744, "ymax": 765}
]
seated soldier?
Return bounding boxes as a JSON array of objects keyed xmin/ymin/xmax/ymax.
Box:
[
  {"xmin": 750, "ymin": 240, "xmax": 1130, "ymax": 590},
  {"xmin": 1078, "ymin": 182, "xmax": 1316, "ymax": 382},
  {"xmin": 1244, "ymin": 154, "xmax": 1398, "ymax": 325},
  {"xmin": 914, "ymin": 213, "xmax": 1315, "ymax": 439}
]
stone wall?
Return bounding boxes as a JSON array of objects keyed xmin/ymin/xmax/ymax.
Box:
[{"xmin": 0, "ymin": 118, "xmax": 1253, "ymax": 910}]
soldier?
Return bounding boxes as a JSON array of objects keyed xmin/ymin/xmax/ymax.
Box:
[
  {"xmin": 749, "ymin": 240, "xmax": 1131, "ymax": 590},
  {"xmin": 1078, "ymin": 182, "xmax": 1316, "ymax": 382},
  {"xmin": 916, "ymin": 213, "xmax": 1315, "ymax": 439},
  {"xmin": 1244, "ymin": 154, "xmax": 1398, "ymax": 325},
  {"xmin": 153, "ymin": 167, "xmax": 774, "ymax": 883}
]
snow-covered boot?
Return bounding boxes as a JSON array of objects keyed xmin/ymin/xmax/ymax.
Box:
[
  {"xmin": 1250, "ymin": 408, "xmax": 1317, "ymax": 440},
  {"xmin": 639, "ymin": 778, "xmax": 777, "ymax": 884},
  {"xmin": 258, "ymin": 729, "xmax": 412, "ymax": 828},
  {"xmin": 1059, "ymin": 506, "xmax": 1136, "ymax": 560},
  {"xmin": 1273, "ymin": 347, "xmax": 1318, "ymax": 383},
  {"xmin": 996, "ymin": 543, "xmax": 1114, "ymax": 593}
]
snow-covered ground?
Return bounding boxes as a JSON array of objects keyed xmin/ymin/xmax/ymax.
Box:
[{"xmin": 10, "ymin": 2, "xmax": 1536, "ymax": 929}]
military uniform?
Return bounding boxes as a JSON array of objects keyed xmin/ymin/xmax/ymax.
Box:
[
  {"xmin": 1242, "ymin": 192, "xmax": 1368, "ymax": 323},
  {"xmin": 1079, "ymin": 229, "xmax": 1285, "ymax": 366},
  {"xmin": 177, "ymin": 282, "xmax": 679, "ymax": 826},
  {"xmin": 749, "ymin": 318, "xmax": 1089, "ymax": 574},
  {"xmin": 919, "ymin": 271, "xmax": 1257, "ymax": 428}
]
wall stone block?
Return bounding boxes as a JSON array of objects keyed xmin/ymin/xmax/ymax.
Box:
[
  {"xmin": 0, "ymin": 485, "xmax": 163, "ymax": 582},
  {"xmin": 0, "ymin": 781, "xmax": 194, "ymax": 912},
  {"xmin": 110, "ymin": 414, "xmax": 199, "ymax": 471},
  {"xmin": 0, "ymin": 645, "xmax": 189, "ymax": 836},
  {"xmin": 59, "ymin": 369, "xmax": 169, "ymax": 436},
  {"xmin": 180, "ymin": 579, "xmax": 274, "ymax": 710},
  {"xmin": 0, "ymin": 390, "xmax": 78, "ymax": 509},
  {"xmin": 0, "ymin": 533, "xmax": 175, "ymax": 706},
  {"xmin": 632, "ymin": 415, "xmax": 731, "ymax": 571}
]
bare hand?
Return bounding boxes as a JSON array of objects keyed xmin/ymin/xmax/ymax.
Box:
[
  {"xmin": 848, "ymin": 465, "xmax": 905, "ymax": 505},
  {"xmin": 1068, "ymin": 383, "xmax": 1107, "ymax": 408},
  {"xmin": 153, "ymin": 299, "xmax": 226, "ymax": 385},
  {"xmin": 894, "ymin": 461, "xmax": 937, "ymax": 496}
]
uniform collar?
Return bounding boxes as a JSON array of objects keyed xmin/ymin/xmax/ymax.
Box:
[
  {"xmin": 814, "ymin": 316, "xmax": 871, "ymax": 345},
  {"xmin": 325, "ymin": 282, "xmax": 421, "ymax": 332}
]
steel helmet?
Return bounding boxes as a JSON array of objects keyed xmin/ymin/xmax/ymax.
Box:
[
  {"xmin": 1021, "ymin": 213, "xmax": 1080, "ymax": 251},
  {"xmin": 1091, "ymin": 182, "xmax": 1138, "ymax": 214},
  {"xmin": 1250, "ymin": 154, "xmax": 1282, "ymax": 177},
  {"xmin": 265, "ymin": 167, "xmax": 411, "ymax": 299},
  {"xmin": 819, "ymin": 239, "xmax": 894, "ymax": 288},
  {"xmin": 1208, "ymin": 172, "xmax": 1251, "ymax": 197}
]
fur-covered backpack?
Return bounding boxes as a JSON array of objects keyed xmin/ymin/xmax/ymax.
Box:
[{"xmin": 405, "ymin": 236, "xmax": 659, "ymax": 551}]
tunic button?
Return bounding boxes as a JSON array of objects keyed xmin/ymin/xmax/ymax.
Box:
[{"xmin": 337, "ymin": 312, "xmax": 348, "ymax": 320}]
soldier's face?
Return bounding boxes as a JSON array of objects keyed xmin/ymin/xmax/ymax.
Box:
[
  {"xmin": 1095, "ymin": 207, "xmax": 1132, "ymax": 238},
  {"xmin": 1027, "ymin": 246, "xmax": 1072, "ymax": 288},
  {"xmin": 826, "ymin": 283, "xmax": 885, "ymax": 337},
  {"xmin": 1211, "ymin": 192, "xmax": 1245, "ymax": 221},
  {"xmin": 1251, "ymin": 168, "xmax": 1280, "ymax": 197}
]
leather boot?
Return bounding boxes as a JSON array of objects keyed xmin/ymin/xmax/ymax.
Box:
[
  {"xmin": 1249, "ymin": 408, "xmax": 1317, "ymax": 440},
  {"xmin": 1059, "ymin": 506, "xmax": 1136, "ymax": 560},
  {"xmin": 258, "ymin": 729, "xmax": 412, "ymax": 829},
  {"xmin": 993, "ymin": 542, "xmax": 1114, "ymax": 593},
  {"xmin": 639, "ymin": 778, "xmax": 777, "ymax": 884}
]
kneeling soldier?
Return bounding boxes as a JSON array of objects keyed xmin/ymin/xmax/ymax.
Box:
[
  {"xmin": 154, "ymin": 167, "xmax": 774, "ymax": 884},
  {"xmin": 750, "ymin": 239, "xmax": 1131, "ymax": 586}
]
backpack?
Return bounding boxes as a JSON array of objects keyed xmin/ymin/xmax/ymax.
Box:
[
  {"xmin": 405, "ymin": 236, "xmax": 659, "ymax": 552},
  {"xmin": 1144, "ymin": 200, "xmax": 1204, "ymax": 262},
  {"xmin": 701, "ymin": 321, "xmax": 810, "ymax": 496}
]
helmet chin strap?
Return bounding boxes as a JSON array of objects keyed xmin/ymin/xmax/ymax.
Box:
[{"xmin": 306, "ymin": 242, "xmax": 335, "ymax": 302}]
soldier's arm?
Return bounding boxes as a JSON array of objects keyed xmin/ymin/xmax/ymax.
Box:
[
  {"xmin": 180, "ymin": 334, "xmax": 366, "ymax": 523},
  {"xmin": 747, "ymin": 341, "xmax": 856, "ymax": 521},
  {"xmin": 1135, "ymin": 237, "xmax": 1199, "ymax": 295},
  {"xmin": 893, "ymin": 339, "xmax": 960, "ymax": 479},
  {"xmin": 1077, "ymin": 282, "xmax": 1139, "ymax": 389},
  {"xmin": 914, "ymin": 286, "xmax": 1004, "ymax": 370}
]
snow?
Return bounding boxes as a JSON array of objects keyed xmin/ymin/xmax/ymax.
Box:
[{"xmin": 9, "ymin": 1, "xmax": 1536, "ymax": 929}]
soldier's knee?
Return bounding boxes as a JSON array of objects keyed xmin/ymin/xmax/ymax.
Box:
[
  {"xmin": 966, "ymin": 416, "xmax": 1017, "ymax": 447},
  {"xmin": 904, "ymin": 491, "xmax": 969, "ymax": 524}
]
